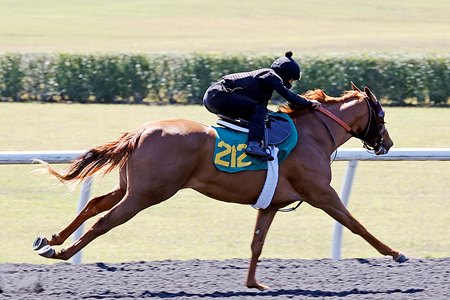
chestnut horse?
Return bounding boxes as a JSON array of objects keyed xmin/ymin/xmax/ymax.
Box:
[{"xmin": 33, "ymin": 83, "xmax": 407, "ymax": 290}]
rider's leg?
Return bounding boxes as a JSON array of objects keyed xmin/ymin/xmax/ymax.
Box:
[
  {"xmin": 203, "ymin": 89, "xmax": 272, "ymax": 160},
  {"xmin": 203, "ymin": 85, "xmax": 256, "ymax": 119},
  {"xmin": 203, "ymin": 83, "xmax": 225, "ymax": 114},
  {"xmin": 245, "ymin": 104, "xmax": 273, "ymax": 161}
]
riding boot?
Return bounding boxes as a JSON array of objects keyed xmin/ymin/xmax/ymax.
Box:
[{"xmin": 245, "ymin": 141, "xmax": 274, "ymax": 161}]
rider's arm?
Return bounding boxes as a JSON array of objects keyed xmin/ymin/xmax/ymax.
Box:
[{"xmin": 260, "ymin": 72, "xmax": 312, "ymax": 107}]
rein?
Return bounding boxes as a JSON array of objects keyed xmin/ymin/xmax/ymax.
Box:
[
  {"xmin": 317, "ymin": 106, "xmax": 359, "ymax": 137},
  {"xmin": 316, "ymin": 99, "xmax": 385, "ymax": 154},
  {"xmin": 316, "ymin": 98, "xmax": 379, "ymax": 141}
]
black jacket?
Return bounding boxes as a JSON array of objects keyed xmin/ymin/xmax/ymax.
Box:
[{"xmin": 221, "ymin": 68, "xmax": 311, "ymax": 107}]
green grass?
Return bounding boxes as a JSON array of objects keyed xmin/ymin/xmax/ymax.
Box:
[
  {"xmin": 0, "ymin": 103, "xmax": 449, "ymax": 263},
  {"xmin": 0, "ymin": 0, "xmax": 449, "ymax": 54}
]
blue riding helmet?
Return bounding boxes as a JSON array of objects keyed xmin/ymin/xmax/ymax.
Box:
[{"xmin": 270, "ymin": 51, "xmax": 302, "ymax": 88}]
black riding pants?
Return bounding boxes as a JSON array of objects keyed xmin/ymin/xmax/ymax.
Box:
[{"xmin": 203, "ymin": 82, "xmax": 266, "ymax": 143}]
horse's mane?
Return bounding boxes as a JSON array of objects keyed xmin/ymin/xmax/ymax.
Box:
[{"xmin": 278, "ymin": 89, "xmax": 364, "ymax": 114}]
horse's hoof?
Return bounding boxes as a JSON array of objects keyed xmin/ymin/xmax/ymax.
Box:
[
  {"xmin": 394, "ymin": 253, "xmax": 409, "ymax": 263},
  {"xmin": 246, "ymin": 280, "xmax": 270, "ymax": 291},
  {"xmin": 33, "ymin": 237, "xmax": 48, "ymax": 251},
  {"xmin": 247, "ymin": 283, "xmax": 270, "ymax": 291},
  {"xmin": 37, "ymin": 245, "xmax": 55, "ymax": 258}
]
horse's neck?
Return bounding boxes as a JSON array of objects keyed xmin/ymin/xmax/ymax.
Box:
[{"xmin": 322, "ymin": 98, "xmax": 368, "ymax": 147}]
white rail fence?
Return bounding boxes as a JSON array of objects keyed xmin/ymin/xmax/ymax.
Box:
[{"xmin": 1, "ymin": 148, "xmax": 450, "ymax": 263}]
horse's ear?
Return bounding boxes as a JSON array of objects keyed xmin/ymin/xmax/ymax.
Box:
[
  {"xmin": 364, "ymin": 86, "xmax": 376, "ymax": 102},
  {"xmin": 350, "ymin": 81, "xmax": 362, "ymax": 92},
  {"xmin": 365, "ymin": 86, "xmax": 385, "ymax": 118}
]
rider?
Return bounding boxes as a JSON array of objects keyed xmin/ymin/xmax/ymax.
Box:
[{"xmin": 203, "ymin": 51, "xmax": 321, "ymax": 161}]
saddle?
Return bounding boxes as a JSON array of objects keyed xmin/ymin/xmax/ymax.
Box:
[{"xmin": 217, "ymin": 113, "xmax": 292, "ymax": 145}]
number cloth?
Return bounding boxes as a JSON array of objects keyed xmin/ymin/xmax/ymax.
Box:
[{"xmin": 212, "ymin": 113, "xmax": 298, "ymax": 173}]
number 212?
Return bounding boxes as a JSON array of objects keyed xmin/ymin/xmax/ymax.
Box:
[{"xmin": 214, "ymin": 141, "xmax": 252, "ymax": 168}]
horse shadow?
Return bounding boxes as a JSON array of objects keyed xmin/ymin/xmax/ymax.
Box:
[{"xmin": 138, "ymin": 287, "xmax": 424, "ymax": 298}]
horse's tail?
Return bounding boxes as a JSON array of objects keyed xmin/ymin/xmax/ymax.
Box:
[{"xmin": 39, "ymin": 127, "xmax": 145, "ymax": 184}]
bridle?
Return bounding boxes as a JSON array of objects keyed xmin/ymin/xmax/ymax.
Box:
[
  {"xmin": 317, "ymin": 94, "xmax": 388, "ymax": 155},
  {"xmin": 357, "ymin": 97, "xmax": 388, "ymax": 155}
]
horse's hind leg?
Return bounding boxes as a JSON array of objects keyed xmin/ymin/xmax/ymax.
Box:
[
  {"xmin": 42, "ymin": 191, "xmax": 157, "ymax": 261},
  {"xmin": 33, "ymin": 185, "xmax": 125, "ymax": 252}
]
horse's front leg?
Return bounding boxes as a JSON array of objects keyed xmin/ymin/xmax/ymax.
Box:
[
  {"xmin": 246, "ymin": 209, "xmax": 277, "ymax": 290},
  {"xmin": 309, "ymin": 184, "xmax": 408, "ymax": 262}
]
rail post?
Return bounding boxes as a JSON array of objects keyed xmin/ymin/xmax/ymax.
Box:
[{"xmin": 71, "ymin": 176, "xmax": 93, "ymax": 264}]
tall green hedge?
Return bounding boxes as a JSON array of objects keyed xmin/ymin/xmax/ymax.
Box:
[{"xmin": 0, "ymin": 53, "xmax": 448, "ymax": 105}]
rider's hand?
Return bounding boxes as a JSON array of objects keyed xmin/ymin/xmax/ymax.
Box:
[{"xmin": 309, "ymin": 100, "xmax": 322, "ymax": 110}]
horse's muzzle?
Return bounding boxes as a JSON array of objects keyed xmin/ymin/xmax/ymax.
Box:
[
  {"xmin": 375, "ymin": 145, "xmax": 388, "ymax": 155},
  {"xmin": 375, "ymin": 139, "xmax": 393, "ymax": 155}
]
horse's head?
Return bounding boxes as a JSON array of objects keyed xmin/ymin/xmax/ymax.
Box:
[
  {"xmin": 351, "ymin": 82, "xmax": 393, "ymax": 155},
  {"xmin": 279, "ymin": 83, "xmax": 394, "ymax": 155}
]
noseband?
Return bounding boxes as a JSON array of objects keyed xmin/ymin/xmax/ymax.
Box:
[{"xmin": 317, "ymin": 96, "xmax": 387, "ymax": 154}]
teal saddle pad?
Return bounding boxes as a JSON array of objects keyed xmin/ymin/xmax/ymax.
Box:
[{"xmin": 212, "ymin": 112, "xmax": 298, "ymax": 173}]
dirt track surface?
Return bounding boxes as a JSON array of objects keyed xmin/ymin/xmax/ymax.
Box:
[{"xmin": 1, "ymin": 258, "xmax": 449, "ymax": 299}]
